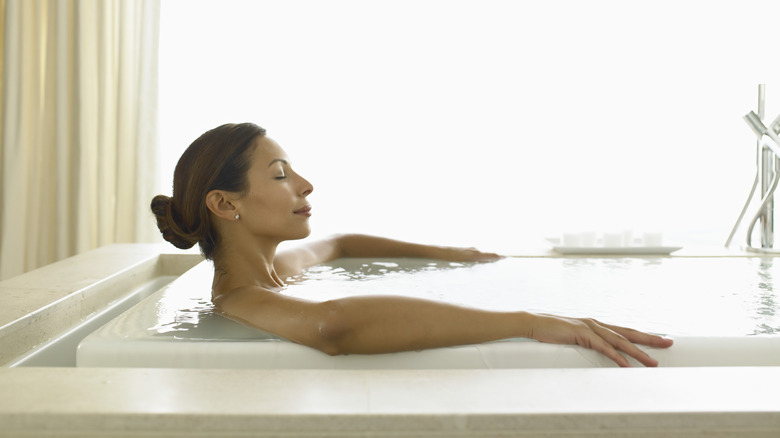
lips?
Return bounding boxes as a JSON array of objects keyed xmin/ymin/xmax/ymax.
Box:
[{"xmin": 293, "ymin": 205, "xmax": 312, "ymax": 216}]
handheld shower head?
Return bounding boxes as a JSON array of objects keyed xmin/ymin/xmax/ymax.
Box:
[
  {"xmin": 744, "ymin": 111, "xmax": 768, "ymax": 137},
  {"xmin": 745, "ymin": 111, "xmax": 780, "ymax": 157}
]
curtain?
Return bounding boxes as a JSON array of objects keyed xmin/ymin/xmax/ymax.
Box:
[{"xmin": 0, "ymin": 0, "xmax": 161, "ymax": 280}]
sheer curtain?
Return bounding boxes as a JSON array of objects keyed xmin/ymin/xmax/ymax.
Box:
[{"xmin": 0, "ymin": 0, "xmax": 161, "ymax": 280}]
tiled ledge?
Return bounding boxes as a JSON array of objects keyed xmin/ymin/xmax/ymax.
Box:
[{"xmin": 0, "ymin": 367, "xmax": 778, "ymax": 437}]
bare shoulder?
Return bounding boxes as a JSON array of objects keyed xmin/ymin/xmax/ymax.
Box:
[
  {"xmin": 212, "ymin": 285, "xmax": 322, "ymax": 346},
  {"xmin": 212, "ymin": 285, "xmax": 278, "ymax": 318}
]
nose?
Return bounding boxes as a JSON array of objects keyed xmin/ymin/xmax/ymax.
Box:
[{"xmin": 300, "ymin": 175, "xmax": 314, "ymax": 197}]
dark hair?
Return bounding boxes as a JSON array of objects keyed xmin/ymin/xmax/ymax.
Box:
[{"xmin": 151, "ymin": 123, "xmax": 266, "ymax": 260}]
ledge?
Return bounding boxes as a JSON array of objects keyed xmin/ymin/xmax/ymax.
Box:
[
  {"xmin": 0, "ymin": 367, "xmax": 778, "ymax": 437},
  {"xmin": 0, "ymin": 244, "xmax": 202, "ymax": 366}
]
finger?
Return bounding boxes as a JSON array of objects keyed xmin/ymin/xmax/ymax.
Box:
[
  {"xmin": 606, "ymin": 330, "xmax": 659, "ymax": 367},
  {"xmin": 590, "ymin": 323, "xmax": 660, "ymax": 367},
  {"xmin": 477, "ymin": 252, "xmax": 503, "ymax": 261},
  {"xmin": 462, "ymin": 248, "xmax": 502, "ymax": 262},
  {"xmin": 575, "ymin": 331, "xmax": 631, "ymax": 368},
  {"xmin": 602, "ymin": 323, "xmax": 674, "ymax": 349}
]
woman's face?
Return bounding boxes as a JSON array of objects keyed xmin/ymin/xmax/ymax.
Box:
[{"xmin": 236, "ymin": 136, "xmax": 314, "ymax": 241}]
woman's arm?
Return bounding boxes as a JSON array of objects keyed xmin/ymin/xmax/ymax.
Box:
[
  {"xmin": 274, "ymin": 234, "xmax": 501, "ymax": 278},
  {"xmin": 215, "ymin": 288, "xmax": 673, "ymax": 368},
  {"xmin": 336, "ymin": 234, "xmax": 502, "ymax": 261}
]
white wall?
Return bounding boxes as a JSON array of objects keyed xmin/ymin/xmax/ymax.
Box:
[{"xmin": 158, "ymin": 0, "xmax": 780, "ymax": 251}]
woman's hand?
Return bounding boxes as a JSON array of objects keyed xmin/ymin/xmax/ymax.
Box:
[
  {"xmin": 525, "ymin": 313, "xmax": 674, "ymax": 367},
  {"xmin": 433, "ymin": 246, "xmax": 503, "ymax": 262}
]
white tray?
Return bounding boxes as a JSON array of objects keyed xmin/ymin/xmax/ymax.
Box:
[{"xmin": 546, "ymin": 238, "xmax": 682, "ymax": 255}]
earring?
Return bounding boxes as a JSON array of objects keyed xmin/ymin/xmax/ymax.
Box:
[{"xmin": 234, "ymin": 214, "xmax": 240, "ymax": 220}]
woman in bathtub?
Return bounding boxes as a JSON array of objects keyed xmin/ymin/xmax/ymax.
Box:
[{"xmin": 151, "ymin": 123, "xmax": 673, "ymax": 367}]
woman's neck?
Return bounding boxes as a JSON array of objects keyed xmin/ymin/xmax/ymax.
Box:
[{"xmin": 211, "ymin": 239, "xmax": 285, "ymax": 296}]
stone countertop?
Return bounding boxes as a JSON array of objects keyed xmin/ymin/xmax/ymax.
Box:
[{"xmin": 1, "ymin": 367, "xmax": 779, "ymax": 437}]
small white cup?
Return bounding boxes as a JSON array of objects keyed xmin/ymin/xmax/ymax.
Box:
[
  {"xmin": 642, "ymin": 232, "xmax": 663, "ymax": 247},
  {"xmin": 580, "ymin": 231, "xmax": 596, "ymax": 247},
  {"xmin": 602, "ymin": 232, "xmax": 624, "ymax": 247},
  {"xmin": 562, "ymin": 232, "xmax": 581, "ymax": 247},
  {"xmin": 622, "ymin": 229, "xmax": 634, "ymax": 246}
]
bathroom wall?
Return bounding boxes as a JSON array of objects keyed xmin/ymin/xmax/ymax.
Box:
[{"xmin": 158, "ymin": 0, "xmax": 780, "ymax": 250}]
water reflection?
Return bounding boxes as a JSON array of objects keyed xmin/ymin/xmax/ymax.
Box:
[
  {"xmin": 150, "ymin": 296, "xmax": 214, "ymax": 335},
  {"xmin": 288, "ymin": 258, "xmax": 471, "ymax": 284},
  {"xmin": 754, "ymin": 258, "xmax": 778, "ymax": 335},
  {"xmin": 150, "ymin": 294, "xmax": 282, "ymax": 340}
]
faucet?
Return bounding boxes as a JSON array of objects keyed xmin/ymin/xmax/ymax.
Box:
[{"xmin": 726, "ymin": 84, "xmax": 780, "ymax": 251}]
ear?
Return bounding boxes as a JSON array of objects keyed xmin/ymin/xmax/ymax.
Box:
[{"xmin": 205, "ymin": 190, "xmax": 239, "ymax": 221}]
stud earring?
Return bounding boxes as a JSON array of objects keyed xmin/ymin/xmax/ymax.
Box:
[{"xmin": 234, "ymin": 214, "xmax": 240, "ymax": 220}]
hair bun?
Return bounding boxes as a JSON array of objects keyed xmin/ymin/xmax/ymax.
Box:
[{"xmin": 150, "ymin": 195, "xmax": 198, "ymax": 250}]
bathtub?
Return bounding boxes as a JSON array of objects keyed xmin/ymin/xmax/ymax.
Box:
[
  {"xmin": 2, "ymin": 244, "xmax": 780, "ymax": 437},
  {"xmin": 77, "ymin": 255, "xmax": 780, "ymax": 368}
]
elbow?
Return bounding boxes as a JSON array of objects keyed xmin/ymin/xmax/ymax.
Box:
[
  {"xmin": 315, "ymin": 343, "xmax": 345, "ymax": 357},
  {"xmin": 306, "ymin": 300, "xmax": 354, "ymax": 356},
  {"xmin": 329, "ymin": 233, "xmax": 349, "ymax": 259}
]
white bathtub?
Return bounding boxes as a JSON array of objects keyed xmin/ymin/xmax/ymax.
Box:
[
  {"xmin": 77, "ymin": 256, "xmax": 780, "ymax": 368},
  {"xmin": 3, "ymin": 245, "xmax": 780, "ymax": 437}
]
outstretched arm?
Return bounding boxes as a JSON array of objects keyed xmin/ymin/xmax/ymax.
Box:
[
  {"xmin": 274, "ymin": 234, "xmax": 501, "ymax": 278},
  {"xmin": 215, "ymin": 288, "xmax": 673, "ymax": 368},
  {"xmin": 335, "ymin": 234, "xmax": 502, "ymax": 261}
]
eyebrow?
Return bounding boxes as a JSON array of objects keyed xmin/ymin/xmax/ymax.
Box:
[{"xmin": 267, "ymin": 158, "xmax": 289, "ymax": 167}]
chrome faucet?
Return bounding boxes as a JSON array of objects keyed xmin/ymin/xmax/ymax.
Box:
[{"xmin": 726, "ymin": 84, "xmax": 780, "ymax": 251}]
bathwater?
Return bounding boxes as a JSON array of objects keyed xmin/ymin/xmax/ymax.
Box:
[{"xmin": 283, "ymin": 257, "xmax": 780, "ymax": 337}]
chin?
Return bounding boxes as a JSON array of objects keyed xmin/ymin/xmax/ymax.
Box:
[{"xmin": 288, "ymin": 226, "xmax": 312, "ymax": 241}]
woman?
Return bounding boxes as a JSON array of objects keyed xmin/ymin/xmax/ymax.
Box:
[{"xmin": 151, "ymin": 123, "xmax": 673, "ymax": 367}]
